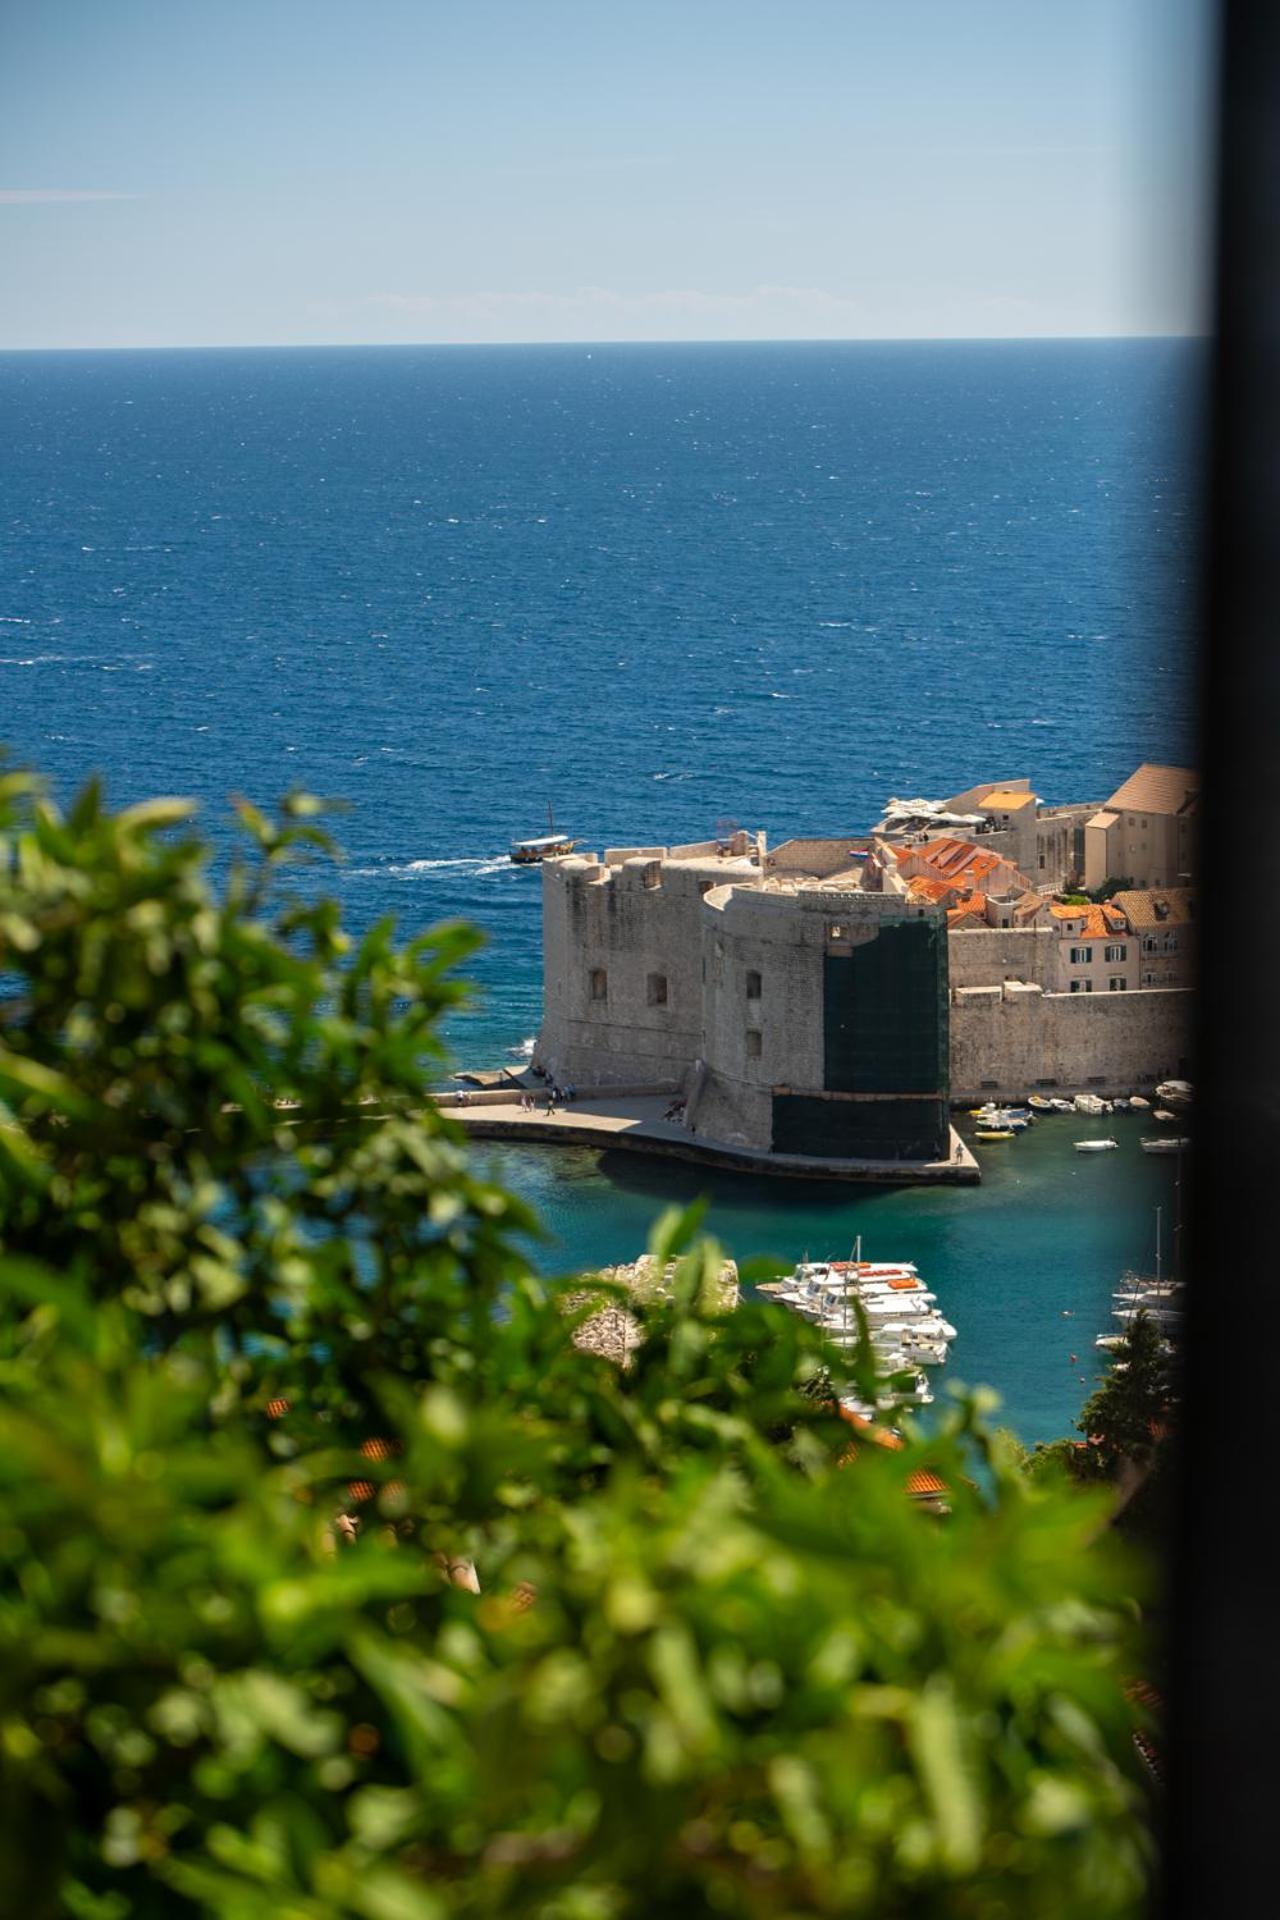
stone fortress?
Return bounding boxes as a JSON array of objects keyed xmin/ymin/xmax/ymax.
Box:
[
  {"xmin": 536, "ymin": 832, "xmax": 952, "ymax": 1165},
  {"xmin": 532, "ymin": 764, "xmax": 1195, "ymax": 1170}
]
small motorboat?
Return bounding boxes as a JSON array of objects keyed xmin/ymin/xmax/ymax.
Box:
[
  {"xmin": 1112, "ymin": 1097, "xmax": 1130, "ymax": 1112},
  {"xmin": 1155, "ymin": 1079, "xmax": 1193, "ymax": 1108},
  {"xmin": 1028, "ymin": 1094, "xmax": 1054, "ymax": 1112},
  {"xmin": 1152, "ymin": 1109, "xmax": 1176, "ymax": 1124},
  {"xmin": 1074, "ymin": 1138, "xmax": 1119, "ymax": 1152},
  {"xmin": 1141, "ymin": 1136, "xmax": 1191, "ymax": 1154},
  {"xmin": 1074, "ymin": 1093, "xmax": 1108, "ymax": 1115},
  {"xmin": 1050, "ymin": 1097, "xmax": 1074, "ymax": 1113},
  {"xmin": 975, "ymin": 1128, "xmax": 1015, "ymax": 1142},
  {"xmin": 1129, "ymin": 1095, "xmax": 1151, "ymax": 1110}
]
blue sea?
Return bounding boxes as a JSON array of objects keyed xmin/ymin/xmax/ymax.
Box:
[{"xmin": 0, "ymin": 340, "xmax": 1200, "ymax": 1441}]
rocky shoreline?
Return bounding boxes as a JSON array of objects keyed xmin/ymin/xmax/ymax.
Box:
[{"xmin": 565, "ymin": 1254, "xmax": 740, "ymax": 1365}]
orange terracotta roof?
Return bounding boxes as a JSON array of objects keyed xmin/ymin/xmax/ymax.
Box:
[
  {"xmin": 905, "ymin": 837, "xmax": 1013, "ymax": 884},
  {"xmin": 1049, "ymin": 901, "xmax": 1127, "ymax": 939},
  {"xmin": 905, "ymin": 1468, "xmax": 949, "ymax": 1498},
  {"xmin": 947, "ymin": 894, "xmax": 988, "ymax": 928},
  {"xmin": 836, "ymin": 1408, "xmax": 949, "ymax": 1498},
  {"xmin": 980, "ymin": 788, "xmax": 1036, "ymax": 811},
  {"xmin": 906, "ymin": 873, "xmax": 957, "ymax": 904}
]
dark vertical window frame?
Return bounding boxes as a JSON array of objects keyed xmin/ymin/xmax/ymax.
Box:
[{"xmin": 1165, "ymin": 4, "xmax": 1279, "ymax": 1912}]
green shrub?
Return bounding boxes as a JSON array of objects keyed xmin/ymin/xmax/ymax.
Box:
[{"xmin": 0, "ymin": 771, "xmax": 1155, "ymax": 1918}]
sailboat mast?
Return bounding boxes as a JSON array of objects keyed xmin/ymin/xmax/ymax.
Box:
[{"xmin": 1155, "ymin": 1205, "xmax": 1162, "ymax": 1284}]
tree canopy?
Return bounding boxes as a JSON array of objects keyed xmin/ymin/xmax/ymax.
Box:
[{"xmin": 0, "ymin": 770, "xmax": 1156, "ymax": 1918}]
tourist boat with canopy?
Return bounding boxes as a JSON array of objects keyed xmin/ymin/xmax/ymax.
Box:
[{"xmin": 509, "ymin": 804, "xmax": 576, "ymax": 864}]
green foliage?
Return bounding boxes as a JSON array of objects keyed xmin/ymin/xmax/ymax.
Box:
[
  {"xmin": 0, "ymin": 774, "xmax": 1155, "ymax": 1917},
  {"xmin": 1076, "ymin": 1315, "xmax": 1175, "ymax": 1481}
]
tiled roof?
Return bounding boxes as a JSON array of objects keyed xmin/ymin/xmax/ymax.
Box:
[
  {"xmin": 906, "ymin": 874, "xmax": 958, "ymax": 904},
  {"xmin": 1110, "ymin": 887, "xmax": 1195, "ymax": 931},
  {"xmin": 1105, "ymin": 763, "xmax": 1200, "ymax": 816},
  {"xmin": 905, "ymin": 1468, "xmax": 949, "ymax": 1499},
  {"xmin": 1087, "ymin": 810, "xmax": 1119, "ymax": 830},
  {"xmin": 900, "ymin": 837, "xmax": 1012, "ymax": 884},
  {"xmin": 1048, "ymin": 901, "xmax": 1127, "ymax": 938},
  {"xmin": 946, "ymin": 895, "xmax": 988, "ymax": 928},
  {"xmin": 980, "ymin": 788, "xmax": 1036, "ymax": 811}
]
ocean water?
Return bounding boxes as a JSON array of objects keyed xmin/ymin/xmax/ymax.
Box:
[{"xmin": 0, "ymin": 341, "xmax": 1200, "ymax": 1441}]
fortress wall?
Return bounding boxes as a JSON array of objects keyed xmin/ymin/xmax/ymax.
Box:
[
  {"xmin": 947, "ymin": 927, "xmax": 1058, "ymax": 988},
  {"xmin": 537, "ymin": 858, "xmax": 712, "ymax": 1086},
  {"xmin": 693, "ymin": 889, "xmax": 831, "ymax": 1146},
  {"xmin": 693, "ymin": 889, "xmax": 949, "ymax": 1152},
  {"xmin": 950, "ymin": 988, "xmax": 1193, "ymax": 1101},
  {"xmin": 768, "ymin": 837, "xmax": 866, "ymax": 877}
]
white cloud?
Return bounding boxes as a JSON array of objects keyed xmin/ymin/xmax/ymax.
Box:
[{"xmin": 0, "ymin": 189, "xmax": 140, "ymax": 204}]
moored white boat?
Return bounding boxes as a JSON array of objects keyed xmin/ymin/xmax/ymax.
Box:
[
  {"xmin": 1074, "ymin": 1137, "xmax": 1118, "ymax": 1152},
  {"xmin": 1141, "ymin": 1136, "xmax": 1191, "ymax": 1154}
]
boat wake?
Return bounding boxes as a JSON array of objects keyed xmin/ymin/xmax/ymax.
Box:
[{"xmin": 346, "ymin": 855, "xmax": 513, "ymax": 881}]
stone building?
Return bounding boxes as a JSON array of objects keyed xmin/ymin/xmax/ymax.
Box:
[
  {"xmin": 534, "ymin": 761, "xmax": 1198, "ymax": 1131},
  {"xmin": 875, "ymin": 781, "xmax": 1097, "ymax": 891},
  {"xmin": 1110, "ymin": 887, "xmax": 1196, "ymax": 990},
  {"xmin": 1082, "ymin": 764, "xmax": 1199, "ymax": 892},
  {"xmin": 536, "ymin": 833, "xmax": 952, "ymax": 1165}
]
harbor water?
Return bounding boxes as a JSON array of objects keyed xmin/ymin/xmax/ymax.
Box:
[{"xmin": 0, "ymin": 340, "xmax": 1199, "ymax": 1445}]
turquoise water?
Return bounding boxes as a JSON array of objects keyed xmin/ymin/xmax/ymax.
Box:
[
  {"xmin": 0, "ymin": 340, "xmax": 1198, "ymax": 1444},
  {"xmin": 478, "ymin": 1114, "xmax": 1182, "ymax": 1446}
]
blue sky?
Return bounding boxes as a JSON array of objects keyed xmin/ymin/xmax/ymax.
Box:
[{"xmin": 0, "ymin": 0, "xmax": 1212, "ymax": 349}]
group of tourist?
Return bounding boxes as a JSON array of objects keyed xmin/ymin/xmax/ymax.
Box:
[{"xmin": 519, "ymin": 1079, "xmax": 576, "ymax": 1114}]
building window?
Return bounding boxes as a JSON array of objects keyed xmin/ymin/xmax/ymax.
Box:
[
  {"xmin": 746, "ymin": 969, "xmax": 762, "ymax": 1000},
  {"xmin": 1035, "ymin": 1077, "xmax": 1059, "ymax": 1088},
  {"xmin": 1069, "ymin": 978, "xmax": 1094, "ymax": 994},
  {"xmin": 1088, "ymin": 1075, "xmax": 1106, "ymax": 1086},
  {"xmin": 745, "ymin": 1029, "xmax": 762, "ymax": 1059},
  {"xmin": 1164, "ymin": 934, "xmax": 1179, "ymax": 952},
  {"xmin": 980, "ymin": 1079, "xmax": 999, "ymax": 1090},
  {"xmin": 1143, "ymin": 935, "xmax": 1159, "ymax": 952},
  {"xmin": 1108, "ymin": 977, "xmax": 1127, "ymax": 992},
  {"xmin": 589, "ymin": 968, "xmax": 607, "ymax": 1002},
  {"xmin": 1069, "ymin": 946, "xmax": 1093, "ymax": 965},
  {"xmin": 1038, "ymin": 854, "xmax": 1045, "ymax": 869},
  {"xmin": 1104, "ymin": 943, "xmax": 1126, "ymax": 962},
  {"xmin": 647, "ymin": 972, "xmax": 668, "ymax": 1007}
]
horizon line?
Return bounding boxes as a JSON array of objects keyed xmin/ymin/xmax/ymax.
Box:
[{"xmin": 0, "ymin": 330, "xmax": 1207, "ymax": 356}]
